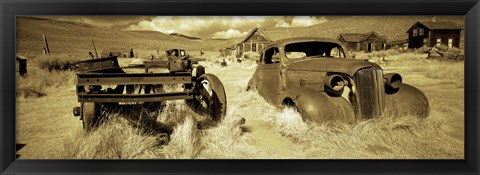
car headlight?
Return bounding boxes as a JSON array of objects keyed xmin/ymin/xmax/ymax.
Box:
[
  {"xmin": 325, "ymin": 74, "xmax": 345, "ymax": 96},
  {"xmin": 384, "ymin": 73, "xmax": 402, "ymax": 90}
]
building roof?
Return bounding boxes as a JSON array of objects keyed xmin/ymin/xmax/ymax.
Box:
[
  {"xmin": 338, "ymin": 31, "xmax": 386, "ymax": 43},
  {"xmin": 407, "ymin": 21, "xmax": 463, "ymax": 32}
]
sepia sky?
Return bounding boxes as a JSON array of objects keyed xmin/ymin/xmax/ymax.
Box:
[{"xmin": 41, "ymin": 16, "xmax": 328, "ymax": 39}]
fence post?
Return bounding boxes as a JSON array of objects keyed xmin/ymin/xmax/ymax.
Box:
[
  {"xmin": 16, "ymin": 54, "xmax": 28, "ymax": 76},
  {"xmin": 91, "ymin": 39, "xmax": 99, "ymax": 59},
  {"xmin": 43, "ymin": 34, "xmax": 50, "ymax": 55}
]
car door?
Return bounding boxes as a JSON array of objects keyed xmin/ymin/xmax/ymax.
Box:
[{"xmin": 257, "ymin": 46, "xmax": 282, "ymax": 103}]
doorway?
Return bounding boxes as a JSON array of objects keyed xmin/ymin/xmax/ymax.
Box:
[{"xmin": 367, "ymin": 43, "xmax": 373, "ymax": 52}]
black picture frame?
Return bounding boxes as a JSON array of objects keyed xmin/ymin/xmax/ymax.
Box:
[{"xmin": 1, "ymin": 0, "xmax": 479, "ymax": 174}]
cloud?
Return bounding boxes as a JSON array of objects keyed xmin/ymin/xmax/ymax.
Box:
[
  {"xmin": 212, "ymin": 29, "xmax": 248, "ymax": 39},
  {"xmin": 275, "ymin": 16, "xmax": 328, "ymax": 27},
  {"xmin": 125, "ymin": 16, "xmax": 327, "ymax": 39}
]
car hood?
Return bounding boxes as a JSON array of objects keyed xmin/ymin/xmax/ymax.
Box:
[{"xmin": 285, "ymin": 58, "xmax": 377, "ymax": 76}]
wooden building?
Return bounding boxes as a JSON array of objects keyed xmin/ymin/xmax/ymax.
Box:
[
  {"xmin": 406, "ymin": 21, "xmax": 463, "ymax": 49},
  {"xmin": 386, "ymin": 39, "xmax": 408, "ymax": 50},
  {"xmin": 233, "ymin": 27, "xmax": 300, "ymax": 58},
  {"xmin": 337, "ymin": 31, "xmax": 387, "ymax": 52}
]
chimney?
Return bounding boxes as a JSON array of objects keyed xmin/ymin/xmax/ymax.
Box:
[{"xmin": 432, "ymin": 16, "xmax": 436, "ymax": 22}]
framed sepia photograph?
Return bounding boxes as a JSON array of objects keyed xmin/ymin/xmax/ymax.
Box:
[{"xmin": 1, "ymin": 0, "xmax": 479, "ymax": 174}]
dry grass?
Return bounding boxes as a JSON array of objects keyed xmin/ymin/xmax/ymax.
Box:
[
  {"xmin": 34, "ymin": 54, "xmax": 83, "ymax": 71},
  {"xmin": 268, "ymin": 105, "xmax": 463, "ymax": 159},
  {"xmin": 16, "ymin": 67, "xmax": 76, "ymax": 97},
  {"xmin": 198, "ymin": 108, "xmax": 263, "ymax": 159},
  {"xmin": 358, "ymin": 51, "xmax": 464, "ymax": 83},
  {"xmin": 16, "ymin": 53, "xmax": 80, "ymax": 97},
  {"xmin": 58, "ymin": 117, "xmax": 162, "ymax": 159},
  {"xmin": 220, "ymin": 89, "xmax": 463, "ymax": 159},
  {"xmin": 162, "ymin": 115, "xmax": 202, "ymax": 159},
  {"xmin": 409, "ymin": 61, "xmax": 464, "ymax": 82},
  {"xmin": 57, "ymin": 100, "xmax": 255, "ymax": 159}
]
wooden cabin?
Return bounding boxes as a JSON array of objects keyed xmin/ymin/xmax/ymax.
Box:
[
  {"xmin": 234, "ymin": 27, "xmax": 301, "ymax": 58},
  {"xmin": 406, "ymin": 21, "xmax": 463, "ymax": 49},
  {"xmin": 337, "ymin": 31, "xmax": 387, "ymax": 52}
]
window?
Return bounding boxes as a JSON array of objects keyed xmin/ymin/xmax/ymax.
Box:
[
  {"xmin": 252, "ymin": 43, "xmax": 257, "ymax": 52},
  {"xmin": 284, "ymin": 42, "xmax": 346, "ymax": 60},
  {"xmin": 436, "ymin": 38, "xmax": 442, "ymax": 46},
  {"xmin": 448, "ymin": 39, "xmax": 453, "ymax": 48},
  {"xmin": 413, "ymin": 29, "xmax": 418, "ymax": 37},
  {"xmin": 285, "ymin": 52, "xmax": 306, "ymax": 60},
  {"xmin": 419, "ymin": 28, "xmax": 424, "ymax": 36},
  {"xmin": 263, "ymin": 47, "xmax": 280, "ymax": 64},
  {"xmin": 330, "ymin": 47, "xmax": 339, "ymax": 57},
  {"xmin": 423, "ymin": 38, "xmax": 428, "ymax": 44}
]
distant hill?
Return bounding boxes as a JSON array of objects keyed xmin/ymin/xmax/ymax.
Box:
[
  {"xmin": 208, "ymin": 38, "xmax": 231, "ymax": 41},
  {"xmin": 169, "ymin": 33, "xmax": 202, "ymax": 40},
  {"xmin": 16, "ymin": 17, "xmax": 228, "ymax": 58}
]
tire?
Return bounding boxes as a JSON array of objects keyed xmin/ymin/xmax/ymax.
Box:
[
  {"xmin": 282, "ymin": 98, "xmax": 301, "ymax": 116},
  {"xmin": 186, "ymin": 74, "xmax": 227, "ymax": 122},
  {"xmin": 82, "ymin": 102, "xmax": 100, "ymax": 131}
]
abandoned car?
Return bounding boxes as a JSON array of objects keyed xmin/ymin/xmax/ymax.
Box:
[{"xmin": 247, "ymin": 37, "xmax": 429, "ymax": 123}]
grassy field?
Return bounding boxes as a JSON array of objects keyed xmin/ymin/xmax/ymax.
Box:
[
  {"xmin": 16, "ymin": 50, "xmax": 464, "ymax": 159},
  {"xmin": 15, "ymin": 16, "xmax": 464, "ymax": 159}
]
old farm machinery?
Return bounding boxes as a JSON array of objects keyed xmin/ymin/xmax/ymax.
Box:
[{"xmin": 72, "ymin": 49, "xmax": 227, "ymax": 131}]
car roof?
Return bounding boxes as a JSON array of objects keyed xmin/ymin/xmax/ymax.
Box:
[{"xmin": 269, "ymin": 37, "xmax": 345, "ymax": 47}]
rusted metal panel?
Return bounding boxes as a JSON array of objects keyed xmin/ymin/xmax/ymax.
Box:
[
  {"xmin": 353, "ymin": 67, "xmax": 385, "ymax": 118},
  {"xmin": 385, "ymin": 84, "xmax": 429, "ymax": 117},
  {"xmin": 77, "ymin": 91, "xmax": 193, "ymax": 103},
  {"xmin": 77, "ymin": 56, "xmax": 120, "ymax": 72},
  {"xmin": 77, "ymin": 73, "xmax": 192, "ymax": 85},
  {"xmin": 286, "ymin": 71, "xmax": 326, "ymax": 91},
  {"xmin": 143, "ymin": 60, "xmax": 169, "ymax": 68}
]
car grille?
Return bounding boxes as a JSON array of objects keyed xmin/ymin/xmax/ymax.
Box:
[{"xmin": 354, "ymin": 67, "xmax": 385, "ymax": 118}]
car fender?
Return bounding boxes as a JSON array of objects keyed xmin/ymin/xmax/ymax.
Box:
[
  {"xmin": 385, "ymin": 83, "xmax": 429, "ymax": 117},
  {"xmin": 281, "ymin": 87, "xmax": 356, "ymax": 123}
]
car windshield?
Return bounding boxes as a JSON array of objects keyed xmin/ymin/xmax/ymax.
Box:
[{"xmin": 284, "ymin": 42, "xmax": 346, "ymax": 60}]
